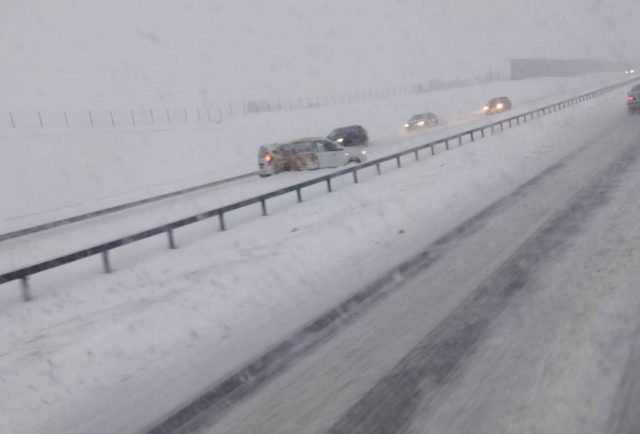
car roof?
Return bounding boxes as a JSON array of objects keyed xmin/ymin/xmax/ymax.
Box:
[{"xmin": 331, "ymin": 125, "xmax": 362, "ymax": 131}]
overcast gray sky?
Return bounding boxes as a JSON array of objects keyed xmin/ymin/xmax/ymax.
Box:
[{"xmin": 1, "ymin": 0, "xmax": 638, "ymax": 109}]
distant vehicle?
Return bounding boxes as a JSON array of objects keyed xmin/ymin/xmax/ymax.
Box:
[
  {"xmin": 483, "ymin": 96, "xmax": 512, "ymax": 114},
  {"xmin": 627, "ymin": 84, "xmax": 640, "ymax": 113},
  {"xmin": 625, "ymin": 68, "xmax": 636, "ymax": 75},
  {"xmin": 327, "ymin": 125, "xmax": 369, "ymax": 147},
  {"xmin": 258, "ymin": 138, "xmax": 367, "ymax": 177},
  {"xmin": 404, "ymin": 112, "xmax": 439, "ymax": 130}
]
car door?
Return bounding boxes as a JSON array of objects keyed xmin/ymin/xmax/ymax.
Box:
[{"xmin": 314, "ymin": 140, "xmax": 344, "ymax": 167}]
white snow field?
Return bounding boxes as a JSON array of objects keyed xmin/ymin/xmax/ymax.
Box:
[
  {"xmin": 0, "ymin": 80, "xmax": 637, "ymax": 433},
  {"xmin": 0, "ymin": 72, "xmax": 622, "ymax": 234}
]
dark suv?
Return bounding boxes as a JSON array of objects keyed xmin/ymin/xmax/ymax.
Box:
[
  {"xmin": 627, "ymin": 84, "xmax": 640, "ymax": 113},
  {"xmin": 483, "ymin": 96, "xmax": 512, "ymax": 114},
  {"xmin": 327, "ymin": 125, "xmax": 369, "ymax": 147}
]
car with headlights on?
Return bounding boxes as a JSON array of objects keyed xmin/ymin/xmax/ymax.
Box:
[
  {"xmin": 483, "ymin": 96, "xmax": 512, "ymax": 114},
  {"xmin": 404, "ymin": 112, "xmax": 439, "ymax": 130},
  {"xmin": 625, "ymin": 68, "xmax": 636, "ymax": 75},
  {"xmin": 258, "ymin": 138, "xmax": 367, "ymax": 177},
  {"xmin": 627, "ymin": 84, "xmax": 640, "ymax": 113},
  {"xmin": 327, "ymin": 125, "xmax": 368, "ymax": 147}
]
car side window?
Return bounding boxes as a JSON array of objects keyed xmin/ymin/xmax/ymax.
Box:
[
  {"xmin": 295, "ymin": 142, "xmax": 313, "ymax": 154},
  {"xmin": 321, "ymin": 140, "xmax": 339, "ymax": 151}
]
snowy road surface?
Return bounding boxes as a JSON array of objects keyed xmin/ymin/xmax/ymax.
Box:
[
  {"xmin": 2, "ymin": 87, "xmax": 640, "ymax": 434},
  {"xmin": 164, "ymin": 109, "xmax": 640, "ymax": 433}
]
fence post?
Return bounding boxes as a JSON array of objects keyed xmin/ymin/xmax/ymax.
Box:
[
  {"xmin": 38, "ymin": 111, "xmax": 44, "ymax": 128},
  {"xmin": 183, "ymin": 107, "xmax": 188, "ymax": 123},
  {"xmin": 296, "ymin": 188, "xmax": 302, "ymax": 202},
  {"xmin": 445, "ymin": 140, "xmax": 450, "ymax": 150},
  {"xmin": 353, "ymin": 170, "xmax": 359, "ymax": 183},
  {"xmin": 326, "ymin": 178, "xmax": 332, "ymax": 192},
  {"xmin": 102, "ymin": 251, "xmax": 112, "ymax": 273},
  {"xmin": 458, "ymin": 136, "xmax": 463, "ymax": 146},
  {"xmin": 64, "ymin": 111, "xmax": 69, "ymax": 128},
  {"xmin": 396, "ymin": 156, "xmax": 401, "ymax": 168},
  {"xmin": 167, "ymin": 230, "xmax": 176, "ymax": 249},
  {"xmin": 89, "ymin": 111, "xmax": 94, "ymax": 128},
  {"xmin": 470, "ymin": 131, "xmax": 474, "ymax": 142},
  {"xmin": 480, "ymin": 128, "xmax": 485, "ymax": 138},
  {"xmin": 150, "ymin": 109, "xmax": 155, "ymax": 125},
  {"xmin": 21, "ymin": 277, "xmax": 32, "ymax": 302},
  {"xmin": 376, "ymin": 163, "xmax": 381, "ymax": 175},
  {"xmin": 261, "ymin": 199, "xmax": 267, "ymax": 216},
  {"xmin": 9, "ymin": 112, "xmax": 16, "ymax": 128},
  {"xmin": 430, "ymin": 144, "xmax": 435, "ymax": 155},
  {"xmin": 166, "ymin": 109, "xmax": 172, "ymax": 125},
  {"xmin": 414, "ymin": 150, "xmax": 419, "ymax": 160},
  {"xmin": 110, "ymin": 110, "xmax": 115, "ymax": 127}
]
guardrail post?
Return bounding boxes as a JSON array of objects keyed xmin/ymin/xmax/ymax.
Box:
[
  {"xmin": 218, "ymin": 213, "xmax": 226, "ymax": 231},
  {"xmin": 326, "ymin": 178, "xmax": 332, "ymax": 192},
  {"xmin": 396, "ymin": 156, "xmax": 401, "ymax": 168},
  {"xmin": 500, "ymin": 122, "xmax": 504, "ymax": 131},
  {"xmin": 296, "ymin": 188, "xmax": 302, "ymax": 202},
  {"xmin": 102, "ymin": 251, "xmax": 112, "ymax": 274},
  {"xmin": 376, "ymin": 163, "xmax": 381, "ymax": 175},
  {"xmin": 458, "ymin": 136, "xmax": 463, "ymax": 146},
  {"xmin": 21, "ymin": 277, "xmax": 32, "ymax": 302},
  {"xmin": 490, "ymin": 125, "xmax": 495, "ymax": 134},
  {"xmin": 167, "ymin": 230, "xmax": 176, "ymax": 249},
  {"xmin": 445, "ymin": 139, "xmax": 450, "ymax": 150},
  {"xmin": 516, "ymin": 117, "xmax": 520, "ymax": 125},
  {"xmin": 470, "ymin": 131, "xmax": 474, "ymax": 142},
  {"xmin": 480, "ymin": 128, "xmax": 485, "ymax": 138},
  {"xmin": 353, "ymin": 170, "xmax": 359, "ymax": 183},
  {"xmin": 261, "ymin": 199, "xmax": 267, "ymax": 216},
  {"xmin": 414, "ymin": 150, "xmax": 419, "ymax": 160},
  {"xmin": 508, "ymin": 119, "xmax": 512, "ymax": 128},
  {"xmin": 430, "ymin": 144, "xmax": 435, "ymax": 155}
]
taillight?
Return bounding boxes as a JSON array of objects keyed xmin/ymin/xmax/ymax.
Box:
[
  {"xmin": 628, "ymin": 95, "xmax": 636, "ymax": 102},
  {"xmin": 264, "ymin": 152, "xmax": 273, "ymax": 163}
]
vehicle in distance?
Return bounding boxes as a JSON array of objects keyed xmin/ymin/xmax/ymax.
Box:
[
  {"xmin": 627, "ymin": 84, "xmax": 640, "ymax": 113},
  {"xmin": 625, "ymin": 68, "xmax": 636, "ymax": 75},
  {"xmin": 258, "ymin": 138, "xmax": 367, "ymax": 176},
  {"xmin": 483, "ymin": 96, "xmax": 512, "ymax": 114},
  {"xmin": 404, "ymin": 112, "xmax": 439, "ymax": 130},
  {"xmin": 327, "ymin": 125, "xmax": 368, "ymax": 147}
]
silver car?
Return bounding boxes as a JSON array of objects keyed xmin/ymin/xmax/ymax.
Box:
[{"xmin": 258, "ymin": 138, "xmax": 367, "ymax": 177}]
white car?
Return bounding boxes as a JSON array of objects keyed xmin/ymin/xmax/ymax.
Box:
[{"xmin": 258, "ymin": 138, "xmax": 367, "ymax": 177}]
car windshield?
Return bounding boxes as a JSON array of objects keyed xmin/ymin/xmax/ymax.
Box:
[
  {"xmin": 328, "ymin": 128, "xmax": 350, "ymax": 138},
  {"xmin": 4, "ymin": 2, "xmax": 640, "ymax": 434}
]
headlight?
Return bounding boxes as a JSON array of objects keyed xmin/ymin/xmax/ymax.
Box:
[
  {"xmin": 496, "ymin": 103, "xmax": 504, "ymax": 109},
  {"xmin": 336, "ymin": 138, "xmax": 344, "ymax": 143},
  {"xmin": 483, "ymin": 106, "xmax": 489, "ymax": 111},
  {"xmin": 361, "ymin": 150, "xmax": 367, "ymax": 155},
  {"xmin": 345, "ymin": 152, "xmax": 350, "ymax": 156},
  {"xmin": 632, "ymin": 69, "xmax": 636, "ymax": 74},
  {"xmin": 418, "ymin": 121, "xmax": 425, "ymax": 126},
  {"xmin": 404, "ymin": 123, "xmax": 410, "ymax": 128}
]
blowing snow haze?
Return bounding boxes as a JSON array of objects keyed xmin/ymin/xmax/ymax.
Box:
[{"xmin": 1, "ymin": 0, "xmax": 638, "ymax": 110}]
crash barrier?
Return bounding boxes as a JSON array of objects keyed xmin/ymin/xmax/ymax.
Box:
[
  {"xmin": 3, "ymin": 77, "xmax": 639, "ymax": 301},
  {"xmin": 0, "ymin": 171, "xmax": 257, "ymax": 242}
]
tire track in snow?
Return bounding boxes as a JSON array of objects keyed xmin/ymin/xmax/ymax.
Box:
[{"xmin": 325, "ymin": 131, "xmax": 640, "ymax": 434}]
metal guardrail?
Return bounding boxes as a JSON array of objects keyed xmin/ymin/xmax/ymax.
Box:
[
  {"xmin": 0, "ymin": 171, "xmax": 257, "ymax": 242},
  {"xmin": 2, "ymin": 77, "xmax": 638, "ymax": 301}
]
